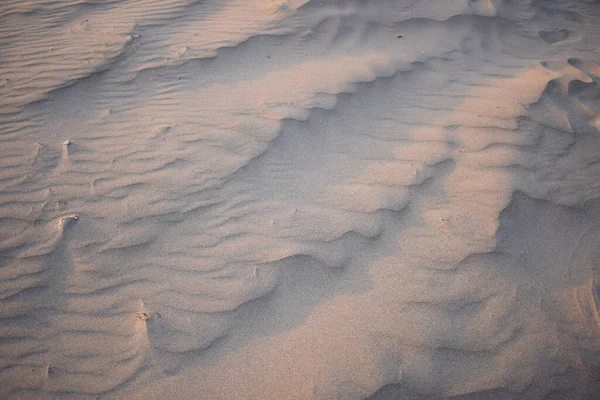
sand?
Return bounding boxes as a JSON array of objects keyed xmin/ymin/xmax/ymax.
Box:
[{"xmin": 0, "ymin": 0, "xmax": 599, "ymax": 399}]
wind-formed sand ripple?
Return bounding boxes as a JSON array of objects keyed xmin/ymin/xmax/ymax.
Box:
[{"xmin": 1, "ymin": 0, "xmax": 599, "ymax": 399}]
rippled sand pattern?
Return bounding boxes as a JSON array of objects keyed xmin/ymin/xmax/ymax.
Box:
[{"xmin": 1, "ymin": 0, "xmax": 599, "ymax": 399}]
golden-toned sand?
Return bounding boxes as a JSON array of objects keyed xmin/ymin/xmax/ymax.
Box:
[{"xmin": 1, "ymin": 1, "xmax": 599, "ymax": 399}]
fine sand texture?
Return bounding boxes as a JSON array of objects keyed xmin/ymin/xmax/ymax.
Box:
[{"xmin": 1, "ymin": 0, "xmax": 600, "ymax": 399}]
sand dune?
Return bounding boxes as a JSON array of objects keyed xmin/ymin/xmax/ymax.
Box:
[{"xmin": 1, "ymin": 0, "xmax": 599, "ymax": 399}]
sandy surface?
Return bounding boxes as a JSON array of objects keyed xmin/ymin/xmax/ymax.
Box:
[{"xmin": 1, "ymin": 0, "xmax": 599, "ymax": 399}]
